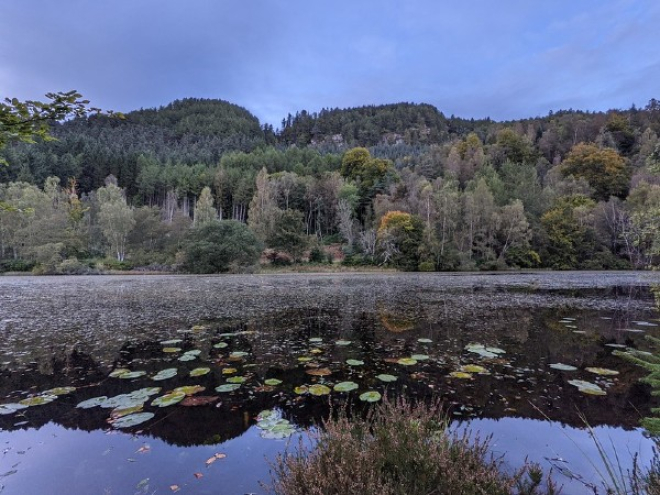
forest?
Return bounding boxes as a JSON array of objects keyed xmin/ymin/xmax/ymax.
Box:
[{"xmin": 1, "ymin": 97, "xmax": 659, "ymax": 273}]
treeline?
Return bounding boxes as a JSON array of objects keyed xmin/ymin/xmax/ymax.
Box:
[{"xmin": 1, "ymin": 98, "xmax": 660, "ymax": 273}]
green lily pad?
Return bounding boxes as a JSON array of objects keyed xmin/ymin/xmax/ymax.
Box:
[
  {"xmin": 397, "ymin": 358, "xmax": 418, "ymax": 366},
  {"xmin": 461, "ymin": 364, "xmax": 487, "ymax": 374},
  {"xmin": 376, "ymin": 374, "xmax": 397, "ymax": 383},
  {"xmin": 111, "ymin": 412, "xmax": 155, "ymax": 429},
  {"xmin": 346, "ymin": 359, "xmax": 364, "ymax": 366},
  {"xmin": 359, "ymin": 391, "xmax": 382, "ymax": 402},
  {"xmin": 111, "ymin": 405, "xmax": 144, "ymax": 419},
  {"xmin": 152, "ymin": 368, "xmax": 178, "ymax": 381},
  {"xmin": 335, "ymin": 340, "xmax": 352, "ymax": 346},
  {"xmin": 190, "ymin": 367, "xmax": 211, "ymax": 377},
  {"xmin": 172, "ymin": 385, "xmax": 205, "ymax": 396},
  {"xmin": 549, "ymin": 363, "xmax": 578, "ymax": 371},
  {"xmin": 109, "ymin": 368, "xmax": 131, "ymax": 378},
  {"xmin": 19, "ymin": 395, "xmax": 56, "ymax": 406},
  {"xmin": 294, "ymin": 386, "xmax": 308, "ymax": 395},
  {"xmin": 76, "ymin": 396, "xmax": 108, "ymax": 409},
  {"xmin": 213, "ymin": 342, "xmax": 229, "ymax": 349},
  {"xmin": 103, "ymin": 393, "xmax": 147, "ymax": 409},
  {"xmin": 162, "ymin": 347, "xmax": 182, "ymax": 353},
  {"xmin": 161, "ymin": 339, "xmax": 182, "ymax": 345},
  {"xmin": 334, "ymin": 381, "xmax": 359, "ymax": 392},
  {"xmin": 308, "ymin": 384, "xmax": 331, "ymax": 396},
  {"xmin": 152, "ymin": 392, "xmax": 186, "ymax": 407},
  {"xmin": 410, "ymin": 354, "xmax": 429, "ymax": 361},
  {"xmin": 568, "ymin": 380, "xmax": 607, "ymax": 396},
  {"xmin": 0, "ymin": 403, "xmax": 29, "ymax": 415},
  {"xmin": 449, "ymin": 371, "xmax": 473, "ymax": 379},
  {"xmin": 585, "ymin": 367, "xmax": 620, "ymax": 376},
  {"xmin": 118, "ymin": 371, "xmax": 147, "ymax": 379},
  {"xmin": 131, "ymin": 387, "xmax": 161, "ymax": 398},
  {"xmin": 179, "ymin": 350, "xmax": 202, "ymax": 362},
  {"xmin": 465, "ymin": 343, "xmax": 505, "ymax": 359},
  {"xmin": 309, "ymin": 337, "xmax": 323, "ymax": 343},
  {"xmin": 215, "ymin": 383, "xmax": 241, "ymax": 393},
  {"xmin": 264, "ymin": 378, "xmax": 282, "ymax": 386},
  {"xmin": 297, "ymin": 357, "xmax": 313, "ymax": 363},
  {"xmin": 226, "ymin": 376, "xmax": 248, "ymax": 384},
  {"xmin": 230, "ymin": 351, "xmax": 249, "ymax": 358},
  {"xmin": 417, "ymin": 338, "xmax": 433, "ymax": 344},
  {"xmin": 44, "ymin": 386, "xmax": 76, "ymax": 396}
]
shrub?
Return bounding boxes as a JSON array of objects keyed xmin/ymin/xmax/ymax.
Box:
[
  {"xmin": 269, "ymin": 397, "xmax": 558, "ymax": 495},
  {"xmin": 182, "ymin": 220, "xmax": 262, "ymax": 274},
  {"xmin": 418, "ymin": 261, "xmax": 435, "ymax": 272},
  {"xmin": 308, "ymin": 246, "xmax": 326, "ymax": 264}
]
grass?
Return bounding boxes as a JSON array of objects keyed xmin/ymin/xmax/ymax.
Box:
[{"xmin": 268, "ymin": 397, "xmax": 559, "ymax": 495}]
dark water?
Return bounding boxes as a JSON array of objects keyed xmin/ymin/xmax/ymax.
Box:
[{"xmin": 1, "ymin": 272, "xmax": 659, "ymax": 494}]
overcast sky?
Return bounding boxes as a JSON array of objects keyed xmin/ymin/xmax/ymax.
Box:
[{"xmin": 1, "ymin": 1, "xmax": 659, "ymax": 126}]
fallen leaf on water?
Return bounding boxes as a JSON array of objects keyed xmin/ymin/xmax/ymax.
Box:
[
  {"xmin": 181, "ymin": 396, "xmax": 219, "ymax": 407},
  {"xmin": 136, "ymin": 445, "xmax": 151, "ymax": 454},
  {"xmin": 194, "ymin": 472, "xmax": 203, "ymax": 479},
  {"xmin": 170, "ymin": 485, "xmax": 180, "ymax": 492}
]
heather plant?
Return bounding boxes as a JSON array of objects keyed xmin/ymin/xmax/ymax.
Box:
[{"xmin": 269, "ymin": 397, "xmax": 558, "ymax": 495}]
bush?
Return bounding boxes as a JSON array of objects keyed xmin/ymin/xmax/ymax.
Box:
[
  {"xmin": 182, "ymin": 220, "xmax": 262, "ymax": 274},
  {"xmin": 418, "ymin": 261, "xmax": 435, "ymax": 272},
  {"xmin": 0, "ymin": 259, "xmax": 36, "ymax": 273},
  {"xmin": 308, "ymin": 246, "xmax": 326, "ymax": 264},
  {"xmin": 270, "ymin": 398, "xmax": 558, "ymax": 495}
]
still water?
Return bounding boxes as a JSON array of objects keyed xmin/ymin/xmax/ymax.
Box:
[{"xmin": 1, "ymin": 272, "xmax": 659, "ymax": 494}]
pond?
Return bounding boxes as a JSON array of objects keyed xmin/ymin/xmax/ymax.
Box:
[{"xmin": 1, "ymin": 271, "xmax": 659, "ymax": 494}]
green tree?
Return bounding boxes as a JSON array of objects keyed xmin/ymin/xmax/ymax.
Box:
[
  {"xmin": 377, "ymin": 210, "xmax": 424, "ymax": 270},
  {"xmin": 268, "ymin": 209, "xmax": 308, "ymax": 262},
  {"xmin": 193, "ymin": 186, "xmax": 217, "ymax": 227},
  {"xmin": 561, "ymin": 143, "xmax": 630, "ymax": 201},
  {"xmin": 97, "ymin": 180, "xmax": 135, "ymax": 262},
  {"xmin": 182, "ymin": 220, "xmax": 262, "ymax": 273}
]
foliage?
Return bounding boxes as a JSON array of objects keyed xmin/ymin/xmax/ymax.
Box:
[
  {"xmin": 561, "ymin": 143, "xmax": 630, "ymax": 201},
  {"xmin": 182, "ymin": 220, "xmax": 261, "ymax": 273},
  {"xmin": 270, "ymin": 397, "xmax": 558, "ymax": 495},
  {"xmin": 377, "ymin": 211, "xmax": 424, "ymax": 270}
]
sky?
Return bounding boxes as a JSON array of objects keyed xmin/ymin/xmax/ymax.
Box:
[{"xmin": 1, "ymin": 1, "xmax": 659, "ymax": 127}]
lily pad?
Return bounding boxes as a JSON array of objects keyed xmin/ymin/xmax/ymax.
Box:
[
  {"xmin": 359, "ymin": 391, "xmax": 382, "ymax": 403},
  {"xmin": 162, "ymin": 347, "xmax": 182, "ymax": 353},
  {"xmin": 264, "ymin": 378, "xmax": 282, "ymax": 386},
  {"xmin": 111, "ymin": 412, "xmax": 155, "ymax": 429},
  {"xmin": 308, "ymin": 384, "xmax": 331, "ymax": 396},
  {"xmin": 109, "ymin": 368, "xmax": 131, "ymax": 378},
  {"xmin": 76, "ymin": 396, "xmax": 108, "ymax": 409},
  {"xmin": 568, "ymin": 379, "xmax": 607, "ymax": 396},
  {"xmin": 226, "ymin": 376, "xmax": 248, "ymax": 384},
  {"xmin": 410, "ymin": 354, "xmax": 429, "ymax": 361},
  {"xmin": 585, "ymin": 367, "xmax": 620, "ymax": 376},
  {"xmin": 297, "ymin": 357, "xmax": 313, "ymax": 363},
  {"xmin": 213, "ymin": 342, "xmax": 229, "ymax": 349},
  {"xmin": 461, "ymin": 364, "xmax": 487, "ymax": 374},
  {"xmin": 118, "ymin": 371, "xmax": 147, "ymax": 379},
  {"xmin": 397, "ymin": 358, "xmax": 418, "ymax": 366},
  {"xmin": 0, "ymin": 403, "xmax": 29, "ymax": 415},
  {"xmin": 346, "ymin": 359, "xmax": 364, "ymax": 366},
  {"xmin": 110, "ymin": 405, "xmax": 144, "ymax": 419},
  {"xmin": 334, "ymin": 381, "xmax": 359, "ymax": 392},
  {"xmin": 161, "ymin": 339, "xmax": 183, "ymax": 345},
  {"xmin": 44, "ymin": 386, "xmax": 76, "ymax": 396},
  {"xmin": 19, "ymin": 395, "xmax": 56, "ymax": 406},
  {"xmin": 152, "ymin": 392, "xmax": 186, "ymax": 407},
  {"xmin": 417, "ymin": 338, "xmax": 433, "ymax": 344},
  {"xmin": 179, "ymin": 350, "xmax": 201, "ymax": 362},
  {"xmin": 465, "ymin": 343, "xmax": 505, "ymax": 359},
  {"xmin": 215, "ymin": 383, "xmax": 241, "ymax": 393},
  {"xmin": 181, "ymin": 396, "xmax": 219, "ymax": 406},
  {"xmin": 152, "ymin": 368, "xmax": 178, "ymax": 381},
  {"xmin": 449, "ymin": 371, "xmax": 473, "ymax": 379},
  {"xmin": 294, "ymin": 386, "xmax": 308, "ymax": 395},
  {"xmin": 376, "ymin": 374, "xmax": 397, "ymax": 383},
  {"xmin": 222, "ymin": 367, "xmax": 238, "ymax": 375},
  {"xmin": 190, "ymin": 367, "xmax": 211, "ymax": 377},
  {"xmin": 306, "ymin": 368, "xmax": 332, "ymax": 377},
  {"xmin": 172, "ymin": 385, "xmax": 206, "ymax": 396},
  {"xmin": 335, "ymin": 340, "xmax": 352, "ymax": 346},
  {"xmin": 309, "ymin": 337, "xmax": 323, "ymax": 343},
  {"xmin": 549, "ymin": 363, "xmax": 578, "ymax": 371},
  {"xmin": 230, "ymin": 351, "xmax": 249, "ymax": 358}
]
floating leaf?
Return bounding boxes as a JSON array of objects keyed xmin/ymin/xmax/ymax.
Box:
[
  {"xmin": 308, "ymin": 384, "xmax": 331, "ymax": 396},
  {"xmin": 410, "ymin": 354, "xmax": 429, "ymax": 361},
  {"xmin": 161, "ymin": 339, "xmax": 182, "ymax": 345},
  {"xmin": 309, "ymin": 337, "xmax": 323, "ymax": 343},
  {"xmin": 0, "ymin": 403, "xmax": 28, "ymax": 415},
  {"xmin": 549, "ymin": 363, "xmax": 578, "ymax": 371},
  {"xmin": 19, "ymin": 395, "xmax": 56, "ymax": 406},
  {"xmin": 152, "ymin": 392, "xmax": 186, "ymax": 407},
  {"xmin": 103, "ymin": 393, "xmax": 147, "ymax": 409},
  {"xmin": 310, "ymin": 348, "xmax": 324, "ymax": 354},
  {"xmin": 334, "ymin": 381, "xmax": 359, "ymax": 392},
  {"xmin": 190, "ymin": 367, "xmax": 211, "ymax": 377},
  {"xmin": 359, "ymin": 391, "xmax": 382, "ymax": 402},
  {"xmin": 44, "ymin": 386, "xmax": 76, "ymax": 396},
  {"xmin": 215, "ymin": 384, "xmax": 241, "ymax": 393},
  {"xmin": 152, "ymin": 368, "xmax": 178, "ymax": 381},
  {"xmin": 222, "ymin": 367, "xmax": 237, "ymax": 375},
  {"xmin": 294, "ymin": 386, "xmax": 308, "ymax": 395},
  {"xmin": 162, "ymin": 347, "xmax": 182, "ymax": 353},
  {"xmin": 568, "ymin": 380, "xmax": 607, "ymax": 396},
  {"xmin": 397, "ymin": 358, "xmax": 418, "ymax": 366},
  {"xmin": 112, "ymin": 412, "xmax": 155, "ymax": 429},
  {"xmin": 230, "ymin": 351, "xmax": 248, "ymax": 358},
  {"xmin": 346, "ymin": 359, "xmax": 364, "ymax": 366},
  {"xmin": 465, "ymin": 343, "xmax": 505, "ymax": 359},
  {"xmin": 461, "ymin": 365, "xmax": 487, "ymax": 374},
  {"xmin": 417, "ymin": 338, "xmax": 433, "ymax": 344},
  {"xmin": 297, "ymin": 357, "xmax": 313, "ymax": 363},
  {"xmin": 585, "ymin": 367, "xmax": 620, "ymax": 376},
  {"xmin": 335, "ymin": 340, "xmax": 352, "ymax": 346},
  {"xmin": 306, "ymin": 367, "xmax": 332, "ymax": 377},
  {"xmin": 179, "ymin": 350, "xmax": 201, "ymax": 362},
  {"xmin": 76, "ymin": 396, "xmax": 108, "ymax": 409},
  {"xmin": 181, "ymin": 396, "xmax": 219, "ymax": 406},
  {"xmin": 118, "ymin": 371, "xmax": 147, "ymax": 379},
  {"xmin": 172, "ymin": 385, "xmax": 205, "ymax": 396},
  {"xmin": 226, "ymin": 376, "xmax": 247, "ymax": 384},
  {"xmin": 449, "ymin": 371, "xmax": 473, "ymax": 379},
  {"xmin": 213, "ymin": 342, "xmax": 229, "ymax": 349},
  {"xmin": 109, "ymin": 368, "xmax": 131, "ymax": 378},
  {"xmin": 264, "ymin": 378, "xmax": 282, "ymax": 386},
  {"xmin": 605, "ymin": 343, "xmax": 627, "ymax": 349},
  {"xmin": 376, "ymin": 374, "xmax": 397, "ymax": 383},
  {"xmin": 110, "ymin": 405, "xmax": 144, "ymax": 419}
]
